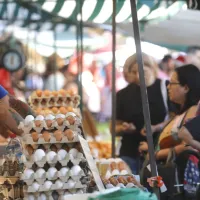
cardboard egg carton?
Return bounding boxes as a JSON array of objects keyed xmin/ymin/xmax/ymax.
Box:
[
  {"xmin": 22, "ymin": 131, "xmax": 80, "ymax": 145},
  {"xmin": 30, "ymin": 94, "xmax": 80, "ymax": 109},
  {"xmin": 23, "ymin": 188, "xmax": 86, "ymax": 200}
]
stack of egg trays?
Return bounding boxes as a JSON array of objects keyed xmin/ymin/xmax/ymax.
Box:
[{"xmin": 20, "ymin": 124, "xmax": 90, "ymax": 199}]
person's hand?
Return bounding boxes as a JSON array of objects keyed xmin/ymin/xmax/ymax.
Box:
[
  {"xmin": 122, "ymin": 122, "xmax": 136, "ymax": 132},
  {"xmin": 141, "ymin": 125, "xmax": 157, "ymax": 136},
  {"xmin": 139, "ymin": 142, "xmax": 148, "ymax": 153}
]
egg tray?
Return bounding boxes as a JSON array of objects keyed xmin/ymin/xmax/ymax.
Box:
[
  {"xmin": 30, "ymin": 95, "xmax": 80, "ymax": 109},
  {"xmin": 25, "ymin": 180, "xmax": 86, "ymax": 193},
  {"xmin": 23, "ymin": 188, "xmax": 86, "ymax": 200},
  {"xmin": 21, "ymin": 169, "xmax": 86, "ymax": 186},
  {"xmin": 21, "ymin": 131, "xmax": 81, "ymax": 145},
  {"xmin": 0, "ymin": 176, "xmax": 20, "ymax": 185}
]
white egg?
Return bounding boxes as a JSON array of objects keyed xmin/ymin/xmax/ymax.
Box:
[
  {"xmin": 126, "ymin": 183, "xmax": 135, "ymax": 188},
  {"xmin": 67, "ymin": 179, "xmax": 75, "ymax": 189},
  {"xmin": 65, "ymin": 112, "xmax": 76, "ymax": 118},
  {"xmin": 57, "ymin": 149, "xmax": 67, "ymax": 161},
  {"xmin": 117, "ymin": 183, "xmax": 126, "ymax": 188},
  {"xmin": 120, "ymin": 170, "xmax": 128, "ymax": 175},
  {"xmin": 47, "ymin": 167, "xmax": 57, "ymax": 179},
  {"xmin": 70, "ymin": 165, "xmax": 82, "ymax": 176},
  {"xmin": 106, "ymin": 184, "xmax": 114, "ymax": 189},
  {"xmin": 55, "ymin": 179, "xmax": 64, "ymax": 189},
  {"xmin": 56, "ymin": 114, "xmax": 65, "ymax": 119},
  {"xmin": 28, "ymin": 194, "xmax": 35, "ymax": 200},
  {"xmin": 43, "ymin": 180, "xmax": 52, "ymax": 190},
  {"xmin": 25, "ymin": 115, "xmax": 34, "ymax": 126},
  {"xmin": 35, "ymin": 115, "xmax": 44, "ymax": 121},
  {"xmin": 45, "ymin": 114, "xmax": 55, "ymax": 120},
  {"xmin": 33, "ymin": 149, "xmax": 46, "ymax": 162},
  {"xmin": 35, "ymin": 168, "xmax": 46, "ymax": 179},
  {"xmin": 32, "ymin": 182, "xmax": 40, "ymax": 191},
  {"xmin": 24, "ymin": 168, "xmax": 34, "ymax": 179},
  {"xmin": 38, "ymin": 193, "xmax": 47, "ymax": 200},
  {"xmin": 59, "ymin": 167, "xmax": 69, "ymax": 177},
  {"xmin": 46, "ymin": 151, "xmax": 57, "ymax": 163},
  {"xmin": 76, "ymin": 189, "xmax": 84, "ymax": 194},
  {"xmin": 69, "ymin": 148, "xmax": 78, "ymax": 158},
  {"xmin": 111, "ymin": 169, "xmax": 120, "ymax": 176}
]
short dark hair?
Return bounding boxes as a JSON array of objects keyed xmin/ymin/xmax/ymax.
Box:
[
  {"xmin": 187, "ymin": 46, "xmax": 200, "ymax": 54},
  {"xmin": 162, "ymin": 54, "xmax": 172, "ymax": 63},
  {"xmin": 175, "ymin": 64, "xmax": 200, "ymax": 114}
]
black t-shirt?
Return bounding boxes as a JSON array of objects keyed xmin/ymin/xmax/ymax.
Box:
[
  {"xmin": 184, "ymin": 115, "xmax": 200, "ymax": 142},
  {"xmin": 116, "ymin": 79, "xmax": 168, "ymax": 158}
]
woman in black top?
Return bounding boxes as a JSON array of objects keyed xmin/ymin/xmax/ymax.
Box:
[{"xmin": 115, "ymin": 53, "xmax": 171, "ymax": 174}]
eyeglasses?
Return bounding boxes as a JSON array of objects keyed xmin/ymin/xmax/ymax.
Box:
[{"xmin": 168, "ymin": 82, "xmax": 181, "ymax": 85}]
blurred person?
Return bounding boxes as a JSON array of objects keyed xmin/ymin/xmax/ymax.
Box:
[
  {"xmin": 186, "ymin": 46, "xmax": 200, "ymax": 69},
  {"xmin": 43, "ymin": 54, "xmax": 66, "ymax": 91},
  {"xmin": 111, "ymin": 53, "xmax": 171, "ymax": 174},
  {"xmin": 160, "ymin": 54, "xmax": 175, "ymax": 78},
  {"xmin": 139, "ymin": 64, "xmax": 200, "ymax": 200}
]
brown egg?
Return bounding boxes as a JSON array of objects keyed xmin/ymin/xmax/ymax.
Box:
[
  {"xmin": 52, "ymin": 107, "xmax": 58, "ymax": 114},
  {"xmin": 66, "ymin": 116, "xmax": 75, "ymax": 125},
  {"xmin": 46, "ymin": 120, "xmax": 53, "ymax": 128},
  {"xmin": 110, "ymin": 162, "xmax": 117, "ymax": 171},
  {"xmin": 66, "ymin": 106, "xmax": 73, "ymax": 112},
  {"xmin": 109, "ymin": 177, "xmax": 118, "ymax": 186},
  {"xmin": 35, "ymin": 120, "xmax": 42, "ymax": 127},
  {"xmin": 127, "ymin": 176, "xmax": 137, "ymax": 184},
  {"xmin": 32, "ymin": 132, "xmax": 39, "ymax": 142},
  {"xmin": 60, "ymin": 107, "xmax": 67, "ymax": 115},
  {"xmin": 56, "ymin": 118, "xmax": 64, "ymax": 126},
  {"xmin": 118, "ymin": 161, "xmax": 126, "ymax": 171},
  {"xmin": 44, "ymin": 90, "xmax": 51, "ymax": 97},
  {"xmin": 26, "ymin": 145, "xmax": 34, "ymax": 155},
  {"xmin": 42, "ymin": 131, "xmax": 51, "ymax": 142},
  {"xmin": 59, "ymin": 89, "xmax": 66, "ymax": 96},
  {"xmin": 68, "ymin": 89, "xmax": 75, "ymax": 96},
  {"xmin": 54, "ymin": 130, "xmax": 62, "ymax": 141},
  {"xmin": 64, "ymin": 129, "xmax": 74, "ymax": 141},
  {"xmin": 118, "ymin": 176, "xmax": 128, "ymax": 185},
  {"xmin": 52, "ymin": 91, "xmax": 58, "ymax": 97},
  {"xmin": 36, "ymin": 90, "xmax": 43, "ymax": 97}
]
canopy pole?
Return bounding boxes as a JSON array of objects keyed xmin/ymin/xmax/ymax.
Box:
[
  {"xmin": 111, "ymin": 0, "xmax": 116, "ymax": 158},
  {"xmin": 129, "ymin": 0, "xmax": 160, "ymax": 198},
  {"xmin": 53, "ymin": 27, "xmax": 58, "ymax": 91}
]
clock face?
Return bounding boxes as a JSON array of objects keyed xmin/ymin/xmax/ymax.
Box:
[{"xmin": 2, "ymin": 50, "xmax": 23, "ymax": 72}]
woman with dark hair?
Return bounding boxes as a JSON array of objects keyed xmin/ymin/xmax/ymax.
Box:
[{"xmin": 140, "ymin": 64, "xmax": 200, "ymax": 200}]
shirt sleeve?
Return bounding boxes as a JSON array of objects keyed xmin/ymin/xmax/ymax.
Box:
[{"xmin": 184, "ymin": 115, "xmax": 200, "ymax": 141}]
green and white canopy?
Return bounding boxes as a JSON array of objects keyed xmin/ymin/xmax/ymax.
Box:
[{"xmin": 0, "ymin": 0, "xmax": 186, "ymax": 31}]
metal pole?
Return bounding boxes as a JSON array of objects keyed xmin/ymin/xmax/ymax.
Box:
[
  {"xmin": 53, "ymin": 27, "xmax": 58, "ymax": 91},
  {"xmin": 111, "ymin": 0, "xmax": 116, "ymax": 158},
  {"xmin": 79, "ymin": 0, "xmax": 83, "ymax": 113},
  {"xmin": 129, "ymin": 0, "xmax": 160, "ymax": 198}
]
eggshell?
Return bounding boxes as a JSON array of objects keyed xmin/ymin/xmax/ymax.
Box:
[
  {"xmin": 59, "ymin": 89, "xmax": 66, "ymax": 96},
  {"xmin": 32, "ymin": 132, "xmax": 39, "ymax": 142},
  {"xmin": 47, "ymin": 167, "xmax": 57, "ymax": 179},
  {"xmin": 38, "ymin": 193, "xmax": 47, "ymax": 200},
  {"xmin": 69, "ymin": 148, "xmax": 78, "ymax": 158},
  {"xmin": 35, "ymin": 115, "xmax": 44, "ymax": 121},
  {"xmin": 28, "ymin": 194, "xmax": 35, "ymax": 200},
  {"xmin": 32, "ymin": 182, "xmax": 40, "ymax": 191},
  {"xmin": 24, "ymin": 169, "xmax": 34, "ymax": 179},
  {"xmin": 55, "ymin": 179, "xmax": 64, "ymax": 189},
  {"xmin": 70, "ymin": 165, "xmax": 82, "ymax": 176},
  {"xmin": 52, "ymin": 107, "xmax": 58, "ymax": 114},
  {"xmin": 36, "ymin": 90, "xmax": 43, "ymax": 97},
  {"xmin": 33, "ymin": 149, "xmax": 46, "ymax": 162},
  {"xmin": 35, "ymin": 168, "xmax": 46, "ymax": 179},
  {"xmin": 44, "ymin": 90, "xmax": 51, "ymax": 97},
  {"xmin": 46, "ymin": 151, "xmax": 57, "ymax": 163},
  {"xmin": 52, "ymin": 91, "xmax": 58, "ymax": 97},
  {"xmin": 54, "ymin": 130, "xmax": 62, "ymax": 141},
  {"xmin": 111, "ymin": 169, "xmax": 120, "ymax": 176},
  {"xmin": 67, "ymin": 179, "xmax": 75, "ymax": 188},
  {"xmin": 64, "ymin": 129, "xmax": 74, "ymax": 141},
  {"xmin": 57, "ymin": 149, "xmax": 67, "ymax": 161},
  {"xmin": 26, "ymin": 145, "xmax": 34, "ymax": 156},
  {"xmin": 56, "ymin": 114, "xmax": 65, "ymax": 119},
  {"xmin": 25, "ymin": 115, "xmax": 34, "ymax": 126},
  {"xmin": 42, "ymin": 131, "xmax": 51, "ymax": 142},
  {"xmin": 59, "ymin": 167, "xmax": 69, "ymax": 177},
  {"xmin": 66, "ymin": 116, "xmax": 75, "ymax": 125},
  {"xmin": 60, "ymin": 107, "xmax": 67, "ymax": 115},
  {"xmin": 43, "ymin": 180, "xmax": 53, "ymax": 190}
]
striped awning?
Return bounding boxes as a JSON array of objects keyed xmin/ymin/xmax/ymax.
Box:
[{"xmin": 0, "ymin": 0, "xmax": 186, "ymax": 31}]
